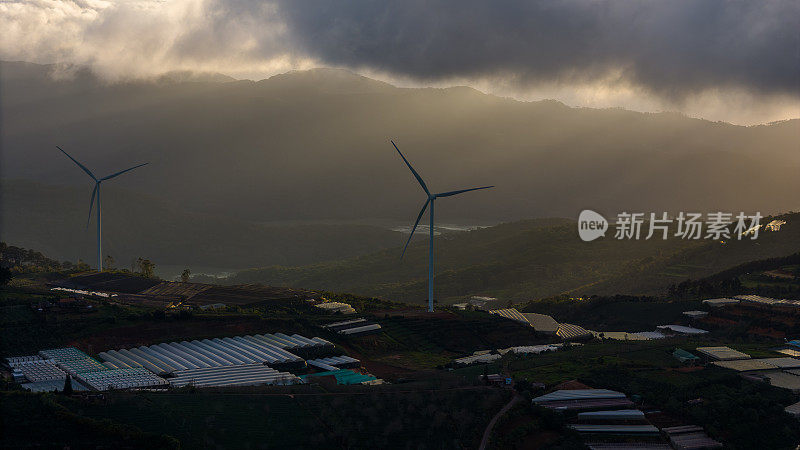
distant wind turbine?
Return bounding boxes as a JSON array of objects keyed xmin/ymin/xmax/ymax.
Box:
[
  {"xmin": 57, "ymin": 146, "xmax": 148, "ymax": 272},
  {"xmin": 392, "ymin": 140, "xmax": 493, "ymax": 312}
]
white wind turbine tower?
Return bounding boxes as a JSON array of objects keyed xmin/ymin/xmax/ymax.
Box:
[
  {"xmin": 57, "ymin": 146, "xmax": 148, "ymax": 272},
  {"xmin": 392, "ymin": 140, "xmax": 494, "ymax": 312}
]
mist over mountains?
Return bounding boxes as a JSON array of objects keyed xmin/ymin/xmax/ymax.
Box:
[{"xmin": 2, "ymin": 61, "xmax": 798, "ymax": 227}]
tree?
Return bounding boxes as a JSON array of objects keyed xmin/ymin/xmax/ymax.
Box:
[
  {"xmin": 181, "ymin": 268, "xmax": 191, "ymax": 283},
  {"xmin": 103, "ymin": 254, "xmax": 115, "ymax": 270},
  {"xmin": 136, "ymin": 258, "xmax": 156, "ymax": 278},
  {"xmin": 0, "ymin": 267, "xmax": 12, "ymax": 286},
  {"xmin": 62, "ymin": 375, "xmax": 73, "ymax": 395}
]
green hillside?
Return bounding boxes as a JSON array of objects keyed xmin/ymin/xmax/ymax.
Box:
[{"xmin": 217, "ymin": 213, "xmax": 800, "ymax": 304}]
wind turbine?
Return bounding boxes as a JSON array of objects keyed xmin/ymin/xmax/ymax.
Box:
[
  {"xmin": 57, "ymin": 146, "xmax": 148, "ymax": 272},
  {"xmin": 392, "ymin": 140, "xmax": 493, "ymax": 312}
]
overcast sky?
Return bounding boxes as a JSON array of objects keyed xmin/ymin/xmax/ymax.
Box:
[{"xmin": 2, "ymin": 0, "xmax": 798, "ymax": 124}]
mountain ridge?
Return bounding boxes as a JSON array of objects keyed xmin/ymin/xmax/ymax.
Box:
[{"xmin": 2, "ymin": 60, "xmax": 798, "ymax": 232}]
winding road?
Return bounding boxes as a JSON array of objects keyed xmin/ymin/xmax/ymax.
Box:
[{"xmin": 479, "ymin": 392, "xmax": 522, "ymax": 450}]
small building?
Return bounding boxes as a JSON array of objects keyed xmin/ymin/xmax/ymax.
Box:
[
  {"xmin": 682, "ymin": 310, "xmax": 708, "ymax": 319},
  {"xmin": 735, "ymin": 295, "xmax": 800, "ymax": 308},
  {"xmin": 22, "ymin": 379, "xmax": 90, "ymax": 393},
  {"xmin": 488, "ymin": 308, "xmax": 530, "ymax": 325},
  {"xmin": 199, "ymin": 303, "xmax": 226, "ymax": 310},
  {"xmin": 633, "ymin": 331, "xmax": 667, "ymax": 340},
  {"xmin": 454, "ymin": 352, "xmax": 501, "ymax": 365},
  {"xmin": 592, "ymin": 331, "xmax": 650, "ymax": 341},
  {"xmin": 575, "ymin": 408, "xmax": 658, "ymax": 443},
  {"xmin": 758, "ymin": 357, "xmax": 800, "ymax": 369},
  {"xmin": 498, "ymin": 344, "xmax": 562, "ymax": 355},
  {"xmin": 673, "ymin": 348, "xmax": 700, "ymax": 364},
  {"xmin": 785, "ymin": 401, "xmax": 800, "ymax": 418},
  {"xmin": 323, "ymin": 318, "xmax": 367, "ymax": 330},
  {"xmin": 315, "ymin": 302, "xmax": 356, "ymax": 314},
  {"xmin": 469, "ymin": 296, "xmax": 498, "ymax": 310},
  {"xmin": 577, "ymin": 409, "xmax": 646, "ymax": 423},
  {"xmin": 338, "ymin": 324, "xmax": 382, "ymax": 336},
  {"xmin": 662, "ymin": 425, "xmax": 722, "ymax": 449},
  {"xmin": 711, "ymin": 359, "xmax": 776, "ymax": 372},
  {"xmin": 300, "ymin": 369, "xmax": 379, "ymax": 385},
  {"xmin": 754, "ymin": 370, "xmax": 800, "ymax": 393},
  {"xmin": 587, "ymin": 444, "xmax": 670, "ymax": 450},
  {"xmin": 777, "ymin": 348, "xmax": 800, "ymax": 357},
  {"xmin": 702, "ymin": 298, "xmax": 740, "ymax": 307},
  {"xmin": 656, "ymin": 325, "xmax": 708, "ymax": 335},
  {"xmin": 696, "ymin": 346, "xmax": 750, "ymax": 361},
  {"xmin": 568, "ymin": 424, "xmax": 659, "ymax": 435},
  {"xmin": 521, "ymin": 313, "xmax": 560, "ymax": 335},
  {"xmin": 482, "ymin": 373, "xmax": 507, "ymax": 385},
  {"xmin": 532, "ymin": 389, "xmax": 634, "ymax": 411},
  {"xmin": 556, "ymin": 323, "xmax": 592, "ymax": 341},
  {"xmin": 323, "ymin": 318, "xmax": 383, "ymax": 336}
]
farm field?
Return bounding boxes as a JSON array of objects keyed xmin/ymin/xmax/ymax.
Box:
[
  {"xmin": 2, "ymin": 259, "xmax": 799, "ymax": 450},
  {"xmin": 2, "ymin": 388, "xmax": 510, "ymax": 449}
]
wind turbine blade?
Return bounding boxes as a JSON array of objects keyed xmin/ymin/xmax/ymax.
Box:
[
  {"xmin": 391, "ymin": 140, "xmax": 430, "ymax": 195},
  {"xmin": 56, "ymin": 146, "xmax": 96, "ymax": 180},
  {"xmin": 435, "ymin": 185, "xmax": 494, "ymax": 198},
  {"xmin": 87, "ymin": 184, "xmax": 97, "ymax": 227},
  {"xmin": 401, "ymin": 199, "xmax": 430, "ymax": 259},
  {"xmin": 101, "ymin": 162, "xmax": 148, "ymax": 181}
]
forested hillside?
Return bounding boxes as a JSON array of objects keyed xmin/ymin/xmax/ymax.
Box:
[{"xmin": 217, "ymin": 213, "xmax": 800, "ymax": 303}]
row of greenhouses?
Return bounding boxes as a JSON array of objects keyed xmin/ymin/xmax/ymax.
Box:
[
  {"xmin": 306, "ymin": 356, "xmax": 360, "ymax": 371},
  {"xmin": 98, "ymin": 333, "xmax": 333, "ymax": 374},
  {"xmin": 5, "ymin": 331, "xmax": 372, "ymax": 392},
  {"xmin": 168, "ymin": 364, "xmax": 300, "ymax": 388}
]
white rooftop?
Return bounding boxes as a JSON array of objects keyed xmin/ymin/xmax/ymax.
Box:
[
  {"xmin": 533, "ymin": 389, "xmax": 626, "ymax": 403},
  {"xmin": 578, "ymin": 409, "xmax": 645, "ymax": 419},
  {"xmin": 702, "ymin": 298, "xmax": 740, "ymax": 306},
  {"xmin": 785, "ymin": 401, "xmax": 800, "ymax": 417},
  {"xmin": 656, "ymin": 324, "xmax": 708, "ymax": 334},
  {"xmin": 696, "ymin": 346, "xmax": 750, "ymax": 361}
]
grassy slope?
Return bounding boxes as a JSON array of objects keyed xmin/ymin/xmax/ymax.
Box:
[
  {"xmin": 221, "ymin": 212, "xmax": 800, "ymax": 304},
  {"xmin": 4, "ymin": 388, "xmax": 509, "ymax": 449},
  {"xmin": 0, "ymin": 392, "xmax": 179, "ymax": 449}
]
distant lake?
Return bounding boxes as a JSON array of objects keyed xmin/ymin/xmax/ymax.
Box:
[
  {"xmin": 155, "ymin": 220, "xmax": 494, "ymax": 279},
  {"xmin": 390, "ymin": 223, "xmax": 491, "ymax": 234}
]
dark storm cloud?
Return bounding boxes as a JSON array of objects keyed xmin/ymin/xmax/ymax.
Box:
[
  {"xmin": 4, "ymin": 0, "xmax": 797, "ymax": 115},
  {"xmin": 265, "ymin": 0, "xmax": 799, "ymax": 98}
]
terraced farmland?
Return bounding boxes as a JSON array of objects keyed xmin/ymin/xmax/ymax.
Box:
[{"xmin": 375, "ymin": 311, "xmax": 546, "ymax": 355}]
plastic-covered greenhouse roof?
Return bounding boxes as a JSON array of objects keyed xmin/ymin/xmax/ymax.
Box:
[{"xmin": 533, "ymin": 389, "xmax": 626, "ymax": 403}]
